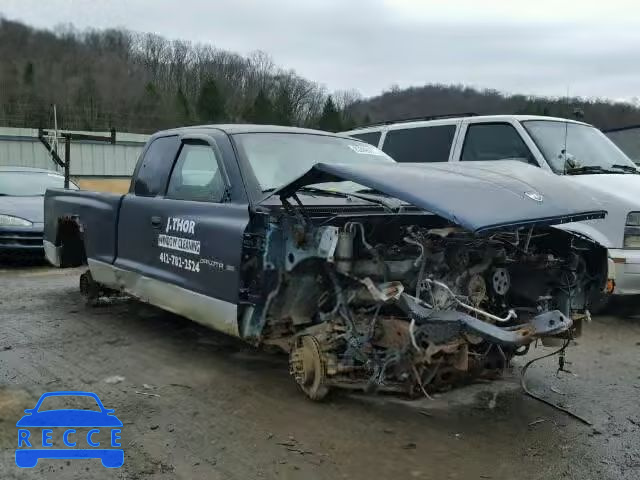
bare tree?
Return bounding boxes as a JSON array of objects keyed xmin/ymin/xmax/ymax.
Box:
[{"xmin": 3, "ymin": 18, "xmax": 637, "ymax": 134}]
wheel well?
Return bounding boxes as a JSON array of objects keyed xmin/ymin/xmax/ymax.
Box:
[{"xmin": 57, "ymin": 218, "xmax": 87, "ymax": 267}]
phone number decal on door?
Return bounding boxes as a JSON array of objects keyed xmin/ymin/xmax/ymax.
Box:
[{"xmin": 159, "ymin": 252, "xmax": 200, "ymax": 272}]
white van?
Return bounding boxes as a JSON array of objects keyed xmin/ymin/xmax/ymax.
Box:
[{"xmin": 342, "ymin": 114, "xmax": 640, "ymax": 298}]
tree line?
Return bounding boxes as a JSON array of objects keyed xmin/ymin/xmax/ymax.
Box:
[
  {"xmin": 351, "ymin": 84, "xmax": 640, "ymax": 131},
  {"xmin": 0, "ymin": 19, "xmax": 357, "ymax": 133},
  {"xmin": 1, "ymin": 18, "xmax": 639, "ymax": 135}
]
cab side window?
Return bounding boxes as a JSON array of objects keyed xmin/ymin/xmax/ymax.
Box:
[
  {"xmin": 166, "ymin": 143, "xmax": 226, "ymax": 202},
  {"xmin": 461, "ymin": 123, "xmax": 536, "ymax": 164},
  {"xmin": 133, "ymin": 135, "xmax": 180, "ymax": 196},
  {"xmin": 382, "ymin": 126, "xmax": 455, "ymax": 163}
]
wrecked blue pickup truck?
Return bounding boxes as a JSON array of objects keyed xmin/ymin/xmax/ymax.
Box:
[{"xmin": 44, "ymin": 125, "xmax": 609, "ymax": 399}]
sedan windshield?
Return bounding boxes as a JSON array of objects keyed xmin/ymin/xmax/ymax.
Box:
[
  {"xmin": 233, "ymin": 133, "xmax": 396, "ymax": 193},
  {"xmin": 522, "ymin": 120, "xmax": 637, "ymax": 174},
  {"xmin": 0, "ymin": 171, "xmax": 77, "ymax": 196}
]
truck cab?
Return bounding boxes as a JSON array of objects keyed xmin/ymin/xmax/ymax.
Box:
[{"xmin": 342, "ymin": 115, "xmax": 640, "ymax": 297}]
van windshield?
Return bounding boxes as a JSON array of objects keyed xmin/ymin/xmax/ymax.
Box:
[{"xmin": 522, "ymin": 120, "xmax": 637, "ymax": 174}]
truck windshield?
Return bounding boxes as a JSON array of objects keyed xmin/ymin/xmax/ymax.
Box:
[
  {"xmin": 0, "ymin": 171, "xmax": 78, "ymax": 196},
  {"xmin": 233, "ymin": 133, "xmax": 395, "ymax": 193},
  {"xmin": 522, "ymin": 120, "xmax": 636, "ymax": 174}
]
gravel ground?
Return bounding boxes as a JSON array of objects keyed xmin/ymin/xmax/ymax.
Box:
[{"xmin": 0, "ymin": 265, "xmax": 638, "ymax": 479}]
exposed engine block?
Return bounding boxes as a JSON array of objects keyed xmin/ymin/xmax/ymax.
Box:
[{"xmin": 257, "ymin": 216, "xmax": 605, "ymax": 399}]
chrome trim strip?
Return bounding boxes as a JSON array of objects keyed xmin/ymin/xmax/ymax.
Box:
[{"xmin": 88, "ymin": 259, "xmax": 239, "ymax": 337}]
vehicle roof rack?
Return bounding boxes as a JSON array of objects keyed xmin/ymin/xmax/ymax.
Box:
[{"xmin": 353, "ymin": 112, "xmax": 478, "ymax": 130}]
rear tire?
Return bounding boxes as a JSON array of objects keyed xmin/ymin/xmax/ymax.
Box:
[{"xmin": 80, "ymin": 270, "xmax": 110, "ymax": 306}]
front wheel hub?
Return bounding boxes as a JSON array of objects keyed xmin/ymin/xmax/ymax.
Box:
[{"xmin": 289, "ymin": 335, "xmax": 329, "ymax": 400}]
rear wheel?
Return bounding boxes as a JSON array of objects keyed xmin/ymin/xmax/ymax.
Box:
[
  {"xmin": 80, "ymin": 270, "xmax": 98, "ymax": 297},
  {"xmin": 79, "ymin": 270, "xmax": 114, "ymax": 306}
]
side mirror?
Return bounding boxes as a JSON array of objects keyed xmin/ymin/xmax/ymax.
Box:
[{"xmin": 23, "ymin": 409, "xmax": 33, "ymax": 414}]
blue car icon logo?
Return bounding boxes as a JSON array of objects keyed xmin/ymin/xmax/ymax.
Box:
[{"xmin": 16, "ymin": 391, "xmax": 123, "ymax": 468}]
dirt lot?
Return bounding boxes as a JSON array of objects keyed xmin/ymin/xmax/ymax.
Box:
[{"xmin": 0, "ymin": 265, "xmax": 638, "ymax": 479}]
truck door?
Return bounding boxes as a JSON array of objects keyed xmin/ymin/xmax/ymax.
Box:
[
  {"xmin": 115, "ymin": 134, "xmax": 181, "ymax": 274},
  {"xmin": 116, "ymin": 135, "xmax": 249, "ymax": 336}
]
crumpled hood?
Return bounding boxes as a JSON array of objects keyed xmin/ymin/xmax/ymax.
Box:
[
  {"xmin": 565, "ymin": 174, "xmax": 640, "ymax": 208},
  {"xmin": 0, "ymin": 195, "xmax": 44, "ymax": 223},
  {"xmin": 273, "ymin": 161, "xmax": 607, "ymax": 233}
]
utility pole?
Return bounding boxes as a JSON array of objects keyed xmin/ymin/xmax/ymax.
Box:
[
  {"xmin": 53, "ymin": 105, "xmax": 58, "ymax": 147},
  {"xmin": 64, "ymin": 135, "xmax": 71, "ymax": 189}
]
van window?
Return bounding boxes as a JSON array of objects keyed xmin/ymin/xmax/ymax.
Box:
[
  {"xmin": 133, "ymin": 135, "xmax": 180, "ymax": 196},
  {"xmin": 349, "ymin": 131, "xmax": 381, "ymax": 147},
  {"xmin": 382, "ymin": 125, "xmax": 455, "ymax": 163},
  {"xmin": 461, "ymin": 123, "xmax": 535, "ymax": 164}
]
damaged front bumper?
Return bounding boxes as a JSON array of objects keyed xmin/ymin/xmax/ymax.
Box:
[
  {"xmin": 289, "ymin": 292, "xmax": 575, "ymax": 400},
  {"xmin": 397, "ymin": 293, "xmax": 573, "ymax": 347}
]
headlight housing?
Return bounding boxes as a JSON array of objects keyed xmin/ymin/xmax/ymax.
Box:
[
  {"xmin": 624, "ymin": 212, "xmax": 640, "ymax": 248},
  {"xmin": 0, "ymin": 214, "xmax": 33, "ymax": 227}
]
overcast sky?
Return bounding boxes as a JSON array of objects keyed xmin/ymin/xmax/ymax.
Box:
[{"xmin": 2, "ymin": 0, "xmax": 639, "ymax": 101}]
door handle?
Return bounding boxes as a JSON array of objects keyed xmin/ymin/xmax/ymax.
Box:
[{"xmin": 150, "ymin": 216, "xmax": 162, "ymax": 229}]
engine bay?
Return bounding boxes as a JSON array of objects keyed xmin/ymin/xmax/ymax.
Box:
[{"xmin": 241, "ymin": 210, "xmax": 608, "ymax": 400}]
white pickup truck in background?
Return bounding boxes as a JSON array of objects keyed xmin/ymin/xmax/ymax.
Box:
[{"xmin": 342, "ymin": 114, "xmax": 640, "ymax": 303}]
